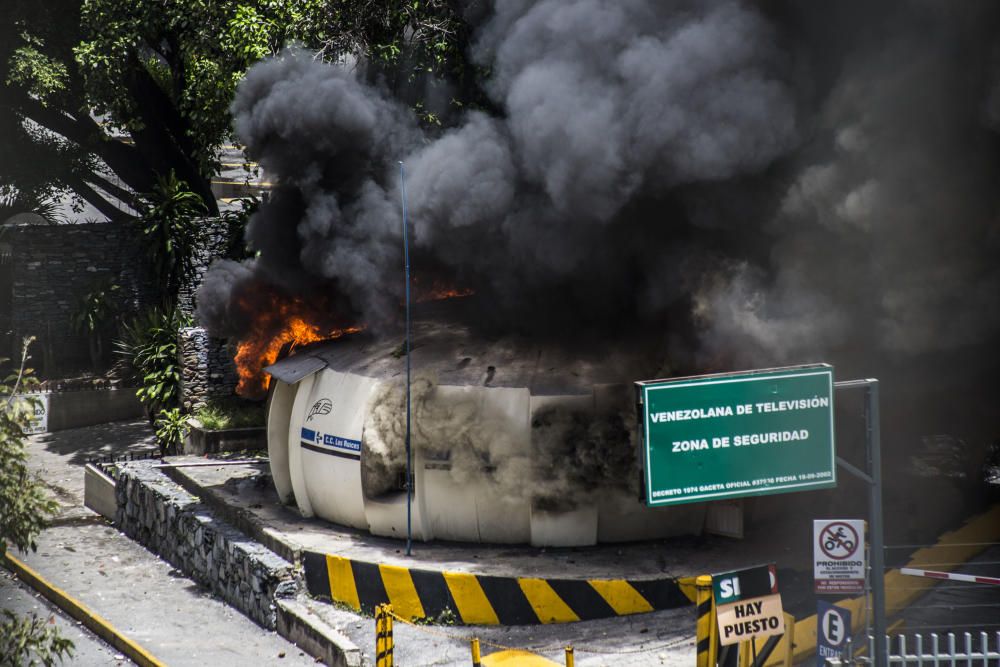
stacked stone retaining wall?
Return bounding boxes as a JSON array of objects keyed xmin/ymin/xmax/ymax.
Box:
[
  {"xmin": 5, "ymin": 221, "xmax": 156, "ymax": 373},
  {"xmin": 114, "ymin": 461, "xmax": 296, "ymax": 629},
  {"xmin": 178, "ymin": 327, "xmax": 239, "ymax": 410}
]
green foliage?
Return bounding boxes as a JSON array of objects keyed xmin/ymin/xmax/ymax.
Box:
[
  {"xmin": 139, "ymin": 170, "xmax": 206, "ymax": 303},
  {"xmin": 7, "ymin": 33, "xmax": 69, "ymax": 104},
  {"xmin": 0, "ymin": 336, "xmax": 75, "ymax": 665},
  {"xmin": 0, "ymin": 338, "xmax": 57, "ymax": 555},
  {"xmin": 0, "ymin": 609, "xmax": 74, "ymax": 667},
  {"xmin": 70, "ymin": 278, "xmax": 121, "ymax": 372},
  {"xmin": 192, "ymin": 398, "xmax": 264, "ymax": 430},
  {"xmin": 154, "ymin": 407, "xmax": 189, "ymax": 455},
  {"xmin": 0, "ymin": 187, "xmax": 63, "ymax": 224},
  {"xmin": 115, "ymin": 306, "xmax": 190, "ymax": 418},
  {"xmin": 70, "ymin": 279, "xmax": 120, "ymax": 335},
  {"xmin": 3, "ymin": 0, "xmax": 483, "ymax": 224},
  {"xmin": 73, "ymin": 0, "xmax": 330, "ymax": 179}
]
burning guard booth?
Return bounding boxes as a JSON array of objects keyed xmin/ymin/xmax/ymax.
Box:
[{"xmin": 264, "ymin": 306, "xmax": 710, "ymax": 547}]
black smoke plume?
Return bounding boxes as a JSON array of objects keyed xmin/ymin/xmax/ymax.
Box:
[{"xmin": 198, "ymin": 1, "xmax": 1000, "ymax": 520}]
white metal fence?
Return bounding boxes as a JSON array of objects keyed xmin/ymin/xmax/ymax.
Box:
[{"xmin": 827, "ymin": 632, "xmax": 1000, "ymax": 665}]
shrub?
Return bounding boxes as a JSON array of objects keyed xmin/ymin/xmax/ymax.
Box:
[
  {"xmin": 114, "ymin": 306, "xmax": 191, "ymax": 419},
  {"xmin": 0, "ymin": 337, "xmax": 74, "ymax": 664},
  {"xmin": 139, "ymin": 170, "xmax": 207, "ymax": 303},
  {"xmin": 154, "ymin": 407, "xmax": 190, "ymax": 455},
  {"xmin": 193, "ymin": 397, "xmax": 265, "ymax": 430}
]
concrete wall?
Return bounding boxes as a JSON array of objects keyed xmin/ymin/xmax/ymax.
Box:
[
  {"xmin": 115, "ymin": 461, "xmax": 297, "ymax": 629},
  {"xmin": 46, "ymin": 389, "xmax": 144, "ymax": 431}
]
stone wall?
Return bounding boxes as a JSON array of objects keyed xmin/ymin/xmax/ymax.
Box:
[
  {"xmin": 177, "ymin": 216, "xmax": 235, "ymax": 319},
  {"xmin": 4, "ymin": 216, "xmax": 239, "ymax": 380},
  {"xmin": 178, "ymin": 326, "xmax": 239, "ymax": 410},
  {"xmin": 115, "ymin": 461, "xmax": 296, "ymax": 629},
  {"xmin": 6, "ymin": 221, "xmax": 157, "ymax": 374}
]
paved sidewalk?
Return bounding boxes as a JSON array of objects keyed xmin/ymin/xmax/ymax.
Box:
[
  {"xmin": 1, "ymin": 569, "xmax": 136, "ymax": 666},
  {"xmin": 5, "ymin": 420, "xmax": 317, "ymax": 667}
]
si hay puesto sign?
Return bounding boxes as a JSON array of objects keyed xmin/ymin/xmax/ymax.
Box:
[
  {"xmin": 814, "ymin": 519, "xmax": 866, "ymax": 594},
  {"xmin": 713, "ymin": 564, "xmax": 784, "ymax": 646},
  {"xmin": 637, "ymin": 365, "xmax": 836, "ymax": 507}
]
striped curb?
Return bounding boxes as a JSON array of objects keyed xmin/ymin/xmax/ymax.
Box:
[
  {"xmin": 2, "ymin": 550, "xmax": 166, "ymax": 667},
  {"xmin": 303, "ymin": 550, "xmax": 691, "ymax": 625}
]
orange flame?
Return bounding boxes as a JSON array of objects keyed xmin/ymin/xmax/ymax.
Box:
[
  {"xmin": 232, "ymin": 278, "xmax": 471, "ymax": 398},
  {"xmin": 230, "ymin": 286, "xmax": 363, "ymax": 398},
  {"xmin": 235, "ymin": 319, "xmax": 362, "ymax": 398},
  {"xmin": 413, "ymin": 279, "xmax": 475, "ymax": 303}
]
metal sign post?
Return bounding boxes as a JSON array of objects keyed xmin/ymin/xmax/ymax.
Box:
[
  {"xmin": 399, "ymin": 161, "xmax": 413, "ymax": 557},
  {"xmin": 833, "ymin": 379, "xmax": 885, "ymax": 667}
]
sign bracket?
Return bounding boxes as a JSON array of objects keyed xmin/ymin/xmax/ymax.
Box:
[{"xmin": 834, "ymin": 456, "xmax": 873, "ymax": 485}]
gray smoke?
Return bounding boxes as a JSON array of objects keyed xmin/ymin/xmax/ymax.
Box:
[
  {"xmin": 361, "ymin": 375, "xmax": 635, "ymax": 510},
  {"xmin": 197, "ymin": 0, "xmax": 799, "ymax": 335},
  {"xmin": 362, "ymin": 376, "xmax": 532, "ymax": 502},
  {"xmin": 696, "ymin": 2, "xmax": 1000, "ymax": 373},
  {"xmin": 197, "ymin": 0, "xmax": 1000, "ymax": 485}
]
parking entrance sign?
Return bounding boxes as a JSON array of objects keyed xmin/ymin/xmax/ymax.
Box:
[
  {"xmin": 817, "ymin": 600, "xmax": 852, "ymax": 666},
  {"xmin": 637, "ymin": 365, "xmax": 836, "ymax": 507}
]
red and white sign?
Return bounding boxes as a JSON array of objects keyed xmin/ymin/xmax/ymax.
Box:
[{"xmin": 814, "ymin": 519, "xmax": 865, "ymax": 594}]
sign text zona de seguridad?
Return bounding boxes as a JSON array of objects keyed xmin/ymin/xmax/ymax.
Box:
[{"xmin": 670, "ymin": 429, "xmax": 810, "ymax": 452}]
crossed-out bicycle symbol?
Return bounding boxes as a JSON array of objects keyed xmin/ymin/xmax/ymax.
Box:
[{"xmin": 820, "ymin": 522, "xmax": 859, "ymax": 559}]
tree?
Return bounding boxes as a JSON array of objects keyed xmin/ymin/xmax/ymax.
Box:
[
  {"xmin": 139, "ymin": 170, "xmax": 208, "ymax": 303},
  {"xmin": 0, "ymin": 337, "xmax": 74, "ymax": 665},
  {"xmin": 1, "ymin": 0, "xmax": 480, "ymax": 221},
  {"xmin": 1, "ymin": 0, "xmax": 329, "ymax": 218}
]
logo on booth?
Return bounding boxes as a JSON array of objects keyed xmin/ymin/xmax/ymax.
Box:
[{"xmin": 307, "ymin": 398, "xmax": 333, "ymax": 421}]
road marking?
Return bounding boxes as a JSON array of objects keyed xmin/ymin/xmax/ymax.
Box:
[
  {"xmin": 326, "ymin": 554, "xmax": 361, "ymax": 611},
  {"xmin": 2, "ymin": 550, "xmax": 166, "ymax": 667},
  {"xmin": 379, "ymin": 563, "xmax": 426, "ymax": 620},
  {"xmin": 443, "ymin": 572, "xmax": 500, "ymax": 625},
  {"xmin": 517, "ymin": 578, "xmax": 580, "ymax": 624},
  {"xmin": 588, "ymin": 579, "xmax": 654, "ymax": 615}
]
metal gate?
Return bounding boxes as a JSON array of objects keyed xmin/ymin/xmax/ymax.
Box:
[{"xmin": 827, "ymin": 631, "xmax": 1000, "ymax": 665}]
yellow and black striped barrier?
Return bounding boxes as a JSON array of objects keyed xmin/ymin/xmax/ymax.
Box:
[
  {"xmin": 303, "ymin": 550, "xmax": 689, "ymax": 625},
  {"xmin": 375, "ymin": 603, "xmax": 394, "ymax": 667},
  {"xmin": 696, "ymin": 574, "xmax": 718, "ymax": 667}
]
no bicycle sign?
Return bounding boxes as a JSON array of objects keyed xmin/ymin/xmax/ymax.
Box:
[
  {"xmin": 814, "ymin": 519, "xmax": 866, "ymax": 594},
  {"xmin": 637, "ymin": 365, "xmax": 837, "ymax": 506}
]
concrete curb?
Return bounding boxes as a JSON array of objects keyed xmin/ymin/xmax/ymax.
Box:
[
  {"xmin": 303, "ymin": 550, "xmax": 691, "ymax": 625},
  {"xmin": 1, "ymin": 550, "xmax": 166, "ymax": 667},
  {"xmin": 113, "ymin": 461, "xmax": 365, "ymax": 666},
  {"xmin": 276, "ymin": 598, "xmax": 363, "ymax": 667}
]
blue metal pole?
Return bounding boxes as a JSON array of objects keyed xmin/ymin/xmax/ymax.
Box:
[{"xmin": 399, "ymin": 161, "xmax": 412, "ymax": 557}]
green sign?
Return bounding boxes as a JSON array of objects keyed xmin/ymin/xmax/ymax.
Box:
[
  {"xmin": 713, "ymin": 564, "xmax": 778, "ymax": 605},
  {"xmin": 638, "ymin": 365, "xmax": 836, "ymax": 507}
]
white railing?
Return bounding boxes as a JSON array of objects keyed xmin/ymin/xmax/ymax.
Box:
[{"xmin": 826, "ymin": 632, "xmax": 1000, "ymax": 665}]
